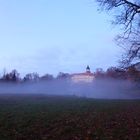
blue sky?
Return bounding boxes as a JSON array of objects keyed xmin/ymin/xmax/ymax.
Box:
[{"xmin": 0, "ymin": 0, "xmax": 121, "ymax": 76}]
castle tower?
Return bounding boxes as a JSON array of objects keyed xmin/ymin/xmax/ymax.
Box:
[
  {"xmin": 86, "ymin": 65, "xmax": 90, "ymax": 73},
  {"xmin": 71, "ymin": 65, "xmax": 94, "ymax": 83}
]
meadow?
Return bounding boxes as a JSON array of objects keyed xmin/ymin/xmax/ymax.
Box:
[{"xmin": 0, "ymin": 94, "xmax": 140, "ymax": 140}]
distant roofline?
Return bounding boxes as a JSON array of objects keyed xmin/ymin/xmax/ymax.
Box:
[{"xmin": 71, "ymin": 72, "xmax": 94, "ymax": 76}]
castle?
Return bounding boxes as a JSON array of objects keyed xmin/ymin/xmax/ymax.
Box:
[{"xmin": 71, "ymin": 66, "xmax": 94, "ymax": 83}]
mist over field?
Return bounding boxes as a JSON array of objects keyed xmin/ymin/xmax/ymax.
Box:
[{"xmin": 0, "ymin": 79, "xmax": 139, "ymax": 99}]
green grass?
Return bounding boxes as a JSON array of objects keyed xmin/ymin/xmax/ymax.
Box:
[{"xmin": 0, "ymin": 94, "xmax": 139, "ymax": 140}]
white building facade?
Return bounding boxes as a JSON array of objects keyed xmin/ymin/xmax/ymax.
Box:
[{"xmin": 71, "ymin": 66, "xmax": 94, "ymax": 83}]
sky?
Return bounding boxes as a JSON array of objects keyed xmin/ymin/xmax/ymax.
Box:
[{"xmin": 0, "ymin": 0, "xmax": 121, "ymax": 77}]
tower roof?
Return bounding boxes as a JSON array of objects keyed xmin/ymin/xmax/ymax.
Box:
[
  {"xmin": 86, "ymin": 65, "xmax": 91, "ymax": 73},
  {"xmin": 86, "ymin": 65, "xmax": 90, "ymax": 70}
]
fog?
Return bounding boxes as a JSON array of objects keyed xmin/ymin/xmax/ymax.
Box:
[{"xmin": 0, "ymin": 79, "xmax": 140, "ymax": 99}]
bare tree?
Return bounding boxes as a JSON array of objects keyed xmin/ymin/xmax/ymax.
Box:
[
  {"xmin": 23, "ymin": 73, "xmax": 39, "ymax": 82},
  {"xmin": 1, "ymin": 69, "xmax": 20, "ymax": 82},
  {"xmin": 96, "ymin": 0, "xmax": 140, "ymax": 66}
]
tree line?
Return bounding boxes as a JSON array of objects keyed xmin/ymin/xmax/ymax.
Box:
[
  {"xmin": 95, "ymin": 64, "xmax": 140, "ymax": 82},
  {"xmin": 0, "ymin": 64, "xmax": 140, "ymax": 83}
]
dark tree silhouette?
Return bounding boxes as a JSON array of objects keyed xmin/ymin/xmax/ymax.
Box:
[
  {"xmin": 106, "ymin": 67, "xmax": 126, "ymax": 79},
  {"xmin": 94, "ymin": 68, "xmax": 105, "ymax": 78},
  {"xmin": 96, "ymin": 0, "xmax": 140, "ymax": 66},
  {"xmin": 11, "ymin": 69, "xmax": 20, "ymax": 81},
  {"xmin": 40, "ymin": 74, "xmax": 54, "ymax": 81},
  {"xmin": 1, "ymin": 69, "xmax": 20, "ymax": 82},
  {"xmin": 126, "ymin": 63, "xmax": 140, "ymax": 81},
  {"xmin": 23, "ymin": 73, "xmax": 39, "ymax": 82},
  {"xmin": 56, "ymin": 72, "xmax": 70, "ymax": 79}
]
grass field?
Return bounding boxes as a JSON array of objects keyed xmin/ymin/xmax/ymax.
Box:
[{"xmin": 0, "ymin": 94, "xmax": 140, "ymax": 140}]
